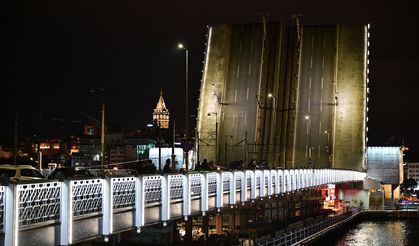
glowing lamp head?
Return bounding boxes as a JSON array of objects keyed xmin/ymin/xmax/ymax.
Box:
[{"xmin": 178, "ymin": 43, "xmax": 184, "ymax": 49}]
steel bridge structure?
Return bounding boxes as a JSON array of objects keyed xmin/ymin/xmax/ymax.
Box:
[{"xmin": 0, "ymin": 168, "xmax": 365, "ymax": 245}]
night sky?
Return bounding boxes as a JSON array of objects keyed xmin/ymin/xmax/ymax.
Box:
[{"xmin": 3, "ymin": 1, "xmax": 419, "ymax": 150}]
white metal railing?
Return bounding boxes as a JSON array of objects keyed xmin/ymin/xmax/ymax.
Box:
[
  {"xmin": 0, "ymin": 186, "xmax": 4, "ymax": 231},
  {"xmin": 0, "ymin": 168, "xmax": 366, "ymax": 245},
  {"xmin": 257, "ymin": 208, "xmax": 363, "ymax": 246}
]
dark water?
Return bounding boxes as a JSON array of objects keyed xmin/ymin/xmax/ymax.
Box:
[{"xmin": 312, "ymin": 220, "xmax": 419, "ymax": 246}]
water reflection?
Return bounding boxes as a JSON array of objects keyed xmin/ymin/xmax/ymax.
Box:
[
  {"xmin": 335, "ymin": 221, "xmax": 406, "ymax": 246},
  {"xmin": 315, "ymin": 220, "xmax": 419, "ymax": 246}
]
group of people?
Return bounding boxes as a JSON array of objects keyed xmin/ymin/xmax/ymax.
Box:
[
  {"xmin": 138, "ymin": 157, "xmax": 271, "ymax": 175},
  {"xmin": 194, "ymin": 159, "xmax": 216, "ymax": 171},
  {"xmin": 137, "ymin": 159, "xmax": 157, "ymax": 174},
  {"xmin": 193, "ymin": 158, "xmax": 271, "ymax": 172},
  {"xmin": 247, "ymin": 159, "xmax": 269, "ymax": 170}
]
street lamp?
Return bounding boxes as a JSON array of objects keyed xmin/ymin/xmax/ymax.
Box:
[
  {"xmin": 178, "ymin": 43, "xmax": 189, "ymax": 171},
  {"xmin": 207, "ymin": 112, "xmax": 218, "ymax": 164},
  {"xmin": 305, "ymin": 115, "xmax": 312, "ymax": 167},
  {"xmin": 268, "ymin": 93, "xmax": 276, "ymax": 110},
  {"xmin": 324, "ymin": 131, "xmax": 330, "ymax": 150}
]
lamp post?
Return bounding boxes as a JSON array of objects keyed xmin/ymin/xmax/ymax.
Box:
[
  {"xmin": 225, "ymin": 135, "xmax": 233, "ymax": 165},
  {"xmin": 324, "ymin": 130, "xmax": 331, "ymax": 167},
  {"xmin": 305, "ymin": 115, "xmax": 312, "ymax": 167},
  {"xmin": 90, "ymin": 88, "xmax": 105, "ymax": 169},
  {"xmin": 157, "ymin": 121, "xmax": 161, "ymax": 170},
  {"xmin": 207, "ymin": 112, "xmax": 218, "ymax": 164},
  {"xmin": 178, "ymin": 43, "xmax": 189, "ymax": 171}
]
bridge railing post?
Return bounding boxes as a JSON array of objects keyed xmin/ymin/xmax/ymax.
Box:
[
  {"xmin": 234, "ymin": 171, "xmax": 245, "ymax": 203},
  {"xmin": 60, "ymin": 180, "xmax": 71, "ymax": 245},
  {"xmin": 183, "ymin": 173, "xmax": 191, "ymax": 219},
  {"xmin": 102, "ymin": 177, "xmax": 112, "ymax": 236},
  {"xmin": 4, "ymin": 184, "xmax": 16, "ymax": 246},
  {"xmin": 134, "ymin": 176, "xmax": 142, "ymax": 231},
  {"xmin": 161, "ymin": 175, "xmax": 169, "ymax": 222},
  {"xmin": 263, "ymin": 170, "xmax": 271, "ymax": 197},
  {"xmin": 277, "ymin": 170, "xmax": 283, "ymax": 194},
  {"xmin": 244, "ymin": 170, "xmax": 254, "ymax": 201},
  {"xmin": 201, "ymin": 173, "xmax": 208, "ymax": 214},
  {"xmin": 216, "ymin": 172, "xmax": 222, "ymax": 208},
  {"xmin": 228, "ymin": 172, "xmax": 236, "ymax": 207},
  {"xmin": 220, "ymin": 172, "xmax": 232, "ymax": 207},
  {"xmin": 271, "ymin": 170, "xmax": 277, "ymax": 195}
]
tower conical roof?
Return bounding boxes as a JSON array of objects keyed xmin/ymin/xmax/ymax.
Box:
[{"xmin": 155, "ymin": 90, "xmax": 167, "ymax": 111}]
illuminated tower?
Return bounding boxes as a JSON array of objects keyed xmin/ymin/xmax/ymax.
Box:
[{"xmin": 153, "ymin": 91, "xmax": 170, "ymax": 128}]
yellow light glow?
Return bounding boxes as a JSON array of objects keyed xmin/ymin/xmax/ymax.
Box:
[{"xmin": 40, "ymin": 143, "xmax": 50, "ymax": 149}]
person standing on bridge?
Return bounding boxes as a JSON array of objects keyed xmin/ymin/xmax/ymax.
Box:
[{"xmin": 163, "ymin": 159, "xmax": 171, "ymax": 173}]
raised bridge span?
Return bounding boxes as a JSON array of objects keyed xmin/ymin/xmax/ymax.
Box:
[{"xmin": 0, "ymin": 168, "xmax": 365, "ymax": 245}]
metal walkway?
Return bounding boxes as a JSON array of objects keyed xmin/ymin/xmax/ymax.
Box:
[{"xmin": 0, "ymin": 168, "xmax": 366, "ymax": 245}]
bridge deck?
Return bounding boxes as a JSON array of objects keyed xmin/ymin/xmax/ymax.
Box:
[{"xmin": 0, "ymin": 168, "xmax": 365, "ymax": 245}]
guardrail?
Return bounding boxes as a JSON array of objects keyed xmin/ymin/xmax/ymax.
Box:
[
  {"xmin": 257, "ymin": 208, "xmax": 363, "ymax": 245},
  {"xmin": 0, "ymin": 168, "xmax": 366, "ymax": 246}
]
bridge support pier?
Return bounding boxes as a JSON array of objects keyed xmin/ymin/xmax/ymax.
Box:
[
  {"xmin": 184, "ymin": 218, "xmax": 193, "ymax": 243},
  {"xmin": 215, "ymin": 214, "xmax": 223, "ymax": 234},
  {"xmin": 237, "ymin": 208, "xmax": 248, "ymax": 231},
  {"xmin": 228, "ymin": 210, "xmax": 236, "ymax": 231},
  {"xmin": 202, "ymin": 214, "xmax": 209, "ymax": 239}
]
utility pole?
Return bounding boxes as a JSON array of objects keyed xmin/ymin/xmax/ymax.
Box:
[
  {"xmin": 13, "ymin": 106, "xmax": 18, "ymax": 165},
  {"xmin": 90, "ymin": 87, "xmax": 106, "ymax": 169},
  {"xmin": 157, "ymin": 120, "xmax": 162, "ymax": 171},
  {"xmin": 38, "ymin": 102, "xmax": 42, "ymax": 170},
  {"xmin": 171, "ymin": 120, "xmax": 176, "ymax": 171},
  {"xmin": 101, "ymin": 103, "xmax": 105, "ymax": 169}
]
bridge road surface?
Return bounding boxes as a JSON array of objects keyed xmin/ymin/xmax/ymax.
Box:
[
  {"xmin": 295, "ymin": 26, "xmax": 336, "ymax": 168},
  {"xmin": 219, "ymin": 24, "xmax": 263, "ymax": 165}
]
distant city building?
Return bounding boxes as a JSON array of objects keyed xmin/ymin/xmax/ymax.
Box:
[
  {"xmin": 153, "ymin": 91, "xmax": 170, "ymax": 129},
  {"xmin": 406, "ymin": 162, "xmax": 419, "ymax": 180},
  {"xmin": 0, "ymin": 146, "xmax": 11, "ymax": 159},
  {"xmin": 83, "ymin": 122, "xmax": 98, "ymax": 136},
  {"xmin": 75, "ymin": 136, "xmax": 101, "ymax": 166},
  {"xmin": 106, "ymin": 132, "xmax": 124, "ymax": 164},
  {"xmin": 405, "ymin": 151, "xmax": 419, "ymax": 180}
]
